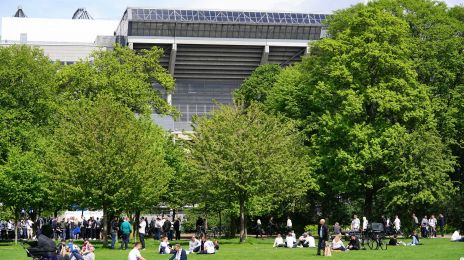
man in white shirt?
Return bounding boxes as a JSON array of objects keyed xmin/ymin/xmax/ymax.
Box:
[
  {"xmin": 351, "ymin": 215, "xmax": 360, "ymax": 231},
  {"xmin": 203, "ymin": 239, "xmax": 216, "ymax": 254},
  {"xmin": 128, "ymin": 242, "xmax": 145, "ymax": 260},
  {"xmin": 138, "ymin": 217, "xmax": 146, "ymax": 250},
  {"xmin": 394, "ymin": 215, "xmax": 401, "ymax": 233},
  {"xmin": 306, "ymin": 233, "xmax": 316, "ymax": 247},
  {"xmin": 362, "ymin": 217, "xmax": 368, "ymax": 232},
  {"xmin": 285, "ymin": 232, "xmax": 296, "ymax": 248},
  {"xmin": 428, "ymin": 215, "xmax": 437, "ymax": 238},
  {"xmin": 273, "ymin": 234, "xmax": 285, "ymax": 247},
  {"xmin": 189, "ymin": 235, "xmax": 200, "ymax": 253},
  {"xmin": 286, "ymin": 217, "xmax": 292, "ymax": 233}
]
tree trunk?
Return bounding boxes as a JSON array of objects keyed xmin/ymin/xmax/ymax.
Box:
[
  {"xmin": 14, "ymin": 210, "xmax": 18, "ymax": 245},
  {"xmin": 54, "ymin": 210, "xmax": 58, "ymax": 218},
  {"xmin": 101, "ymin": 206, "xmax": 108, "ymax": 247},
  {"xmin": 134, "ymin": 211, "xmax": 140, "ymax": 243},
  {"xmin": 363, "ymin": 188, "xmax": 374, "ymax": 219},
  {"xmin": 239, "ymin": 198, "xmax": 246, "ymax": 242},
  {"xmin": 172, "ymin": 209, "xmax": 176, "ymax": 222}
]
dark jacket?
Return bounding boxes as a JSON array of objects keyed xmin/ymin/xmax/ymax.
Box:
[
  {"xmin": 169, "ymin": 249, "xmax": 187, "ymax": 260},
  {"xmin": 174, "ymin": 220, "xmax": 180, "ymax": 231},
  {"xmin": 163, "ymin": 220, "xmax": 171, "ymax": 232},
  {"xmin": 348, "ymin": 237, "xmax": 361, "ymax": 249},
  {"xmin": 317, "ymin": 224, "xmax": 329, "ymax": 241}
]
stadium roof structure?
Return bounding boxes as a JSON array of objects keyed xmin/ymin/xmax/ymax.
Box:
[
  {"xmin": 128, "ymin": 8, "xmax": 328, "ymax": 25},
  {"xmin": 72, "ymin": 8, "xmax": 93, "ymax": 20},
  {"xmin": 13, "ymin": 6, "xmax": 27, "ymax": 18}
]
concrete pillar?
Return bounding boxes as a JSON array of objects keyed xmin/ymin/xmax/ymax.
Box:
[
  {"xmin": 260, "ymin": 44, "xmax": 270, "ymax": 65},
  {"xmin": 167, "ymin": 43, "xmax": 177, "ymax": 105}
]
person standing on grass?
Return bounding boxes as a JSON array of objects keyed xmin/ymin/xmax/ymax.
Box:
[
  {"xmin": 317, "ymin": 218, "xmax": 329, "ymax": 256},
  {"xmin": 110, "ymin": 216, "xmax": 119, "ymax": 249},
  {"xmin": 394, "ymin": 215, "xmax": 401, "ymax": 234},
  {"xmin": 429, "ymin": 215, "xmax": 437, "ymax": 238},
  {"xmin": 256, "ymin": 218, "xmax": 263, "ymax": 239},
  {"xmin": 268, "ymin": 217, "xmax": 275, "ymax": 237},
  {"xmin": 438, "ymin": 214, "xmax": 445, "ymax": 237},
  {"xmin": 421, "ymin": 216, "xmax": 428, "ymax": 238},
  {"xmin": 351, "ymin": 215, "xmax": 360, "ymax": 232},
  {"xmin": 412, "ymin": 213, "xmax": 419, "ymax": 230},
  {"xmin": 286, "ymin": 216, "xmax": 292, "ymax": 233},
  {"xmin": 138, "ymin": 217, "xmax": 146, "ymax": 250},
  {"xmin": 174, "ymin": 218, "xmax": 181, "ymax": 240},
  {"xmin": 128, "ymin": 242, "xmax": 145, "ymax": 260},
  {"xmin": 120, "ymin": 217, "xmax": 132, "ymax": 250}
]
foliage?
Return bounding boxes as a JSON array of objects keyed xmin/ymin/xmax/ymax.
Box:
[
  {"xmin": 234, "ymin": 64, "xmax": 282, "ymax": 107},
  {"xmin": 57, "ymin": 45, "xmax": 175, "ymax": 115},
  {"xmin": 49, "ymin": 95, "xmax": 172, "ymax": 245},
  {"xmin": 265, "ymin": 3, "xmax": 455, "ymax": 218},
  {"xmin": 187, "ymin": 103, "xmax": 316, "ymax": 241}
]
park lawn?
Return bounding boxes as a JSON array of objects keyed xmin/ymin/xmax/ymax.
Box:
[{"xmin": 0, "ymin": 237, "xmax": 462, "ymax": 260}]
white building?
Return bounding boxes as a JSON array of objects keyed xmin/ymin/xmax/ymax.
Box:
[{"xmin": 1, "ymin": 8, "xmax": 118, "ymax": 64}]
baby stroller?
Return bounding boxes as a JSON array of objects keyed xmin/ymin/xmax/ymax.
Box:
[
  {"xmin": 23, "ymin": 224, "xmax": 59, "ymax": 260},
  {"xmin": 23, "ymin": 240, "xmax": 59, "ymax": 260}
]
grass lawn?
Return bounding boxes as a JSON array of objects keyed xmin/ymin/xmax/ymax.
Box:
[{"xmin": 0, "ymin": 237, "xmax": 462, "ymax": 260}]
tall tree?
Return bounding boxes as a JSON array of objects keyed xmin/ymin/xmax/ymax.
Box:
[
  {"xmin": 188, "ymin": 103, "xmax": 315, "ymax": 242},
  {"xmin": 50, "ymin": 96, "xmax": 172, "ymax": 246},
  {"xmin": 266, "ymin": 3, "xmax": 455, "ymax": 217},
  {"xmin": 0, "ymin": 45, "xmax": 60, "ymax": 242}
]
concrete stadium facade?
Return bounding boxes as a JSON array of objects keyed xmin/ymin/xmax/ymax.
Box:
[{"xmin": 115, "ymin": 8, "xmax": 328, "ymax": 130}]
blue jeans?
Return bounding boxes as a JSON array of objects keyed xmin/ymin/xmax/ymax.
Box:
[
  {"xmin": 121, "ymin": 234, "xmax": 129, "ymax": 250},
  {"xmin": 139, "ymin": 233, "xmax": 145, "ymax": 249},
  {"xmin": 317, "ymin": 239, "xmax": 325, "ymax": 255},
  {"xmin": 154, "ymin": 228, "xmax": 160, "ymax": 240},
  {"xmin": 111, "ymin": 232, "xmax": 117, "ymax": 249}
]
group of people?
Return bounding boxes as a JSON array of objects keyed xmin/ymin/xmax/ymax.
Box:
[
  {"xmin": 272, "ymin": 231, "xmax": 316, "ymax": 248},
  {"xmin": 138, "ymin": 234, "xmax": 218, "ymax": 260},
  {"xmin": 0, "ymin": 215, "xmax": 102, "ymax": 241},
  {"xmin": 109, "ymin": 216, "xmax": 184, "ymax": 251},
  {"xmin": 413, "ymin": 213, "xmax": 445, "ymax": 238}
]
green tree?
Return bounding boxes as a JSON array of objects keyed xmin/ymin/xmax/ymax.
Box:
[
  {"xmin": 0, "ymin": 148, "xmax": 47, "ymax": 244},
  {"xmin": 57, "ymin": 45, "xmax": 175, "ymax": 115},
  {"xmin": 234, "ymin": 64, "xmax": 282, "ymax": 107},
  {"xmin": 266, "ymin": 4, "xmax": 455, "ymax": 217},
  {"xmin": 188, "ymin": 103, "xmax": 315, "ymax": 242},
  {"xmin": 0, "ymin": 45, "xmax": 61, "ymax": 239},
  {"xmin": 50, "ymin": 96, "xmax": 172, "ymax": 246}
]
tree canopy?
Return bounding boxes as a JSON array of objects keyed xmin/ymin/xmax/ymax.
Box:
[{"xmin": 187, "ymin": 103, "xmax": 316, "ymax": 242}]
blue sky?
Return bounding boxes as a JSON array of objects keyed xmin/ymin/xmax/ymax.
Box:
[{"xmin": 1, "ymin": 0, "xmax": 462, "ymax": 20}]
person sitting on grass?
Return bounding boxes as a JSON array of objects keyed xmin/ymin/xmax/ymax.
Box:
[
  {"xmin": 128, "ymin": 242, "xmax": 145, "ymax": 260},
  {"xmin": 306, "ymin": 232, "xmax": 316, "ymax": 248},
  {"xmin": 405, "ymin": 230, "xmax": 420, "ymax": 246},
  {"xmin": 189, "ymin": 235, "xmax": 200, "ymax": 253},
  {"xmin": 451, "ymin": 231, "xmax": 464, "ymax": 242},
  {"xmin": 389, "ymin": 234, "xmax": 399, "ymax": 246},
  {"xmin": 332, "ymin": 234, "xmax": 347, "ymax": 251},
  {"xmin": 159, "ymin": 236, "xmax": 172, "ymax": 254},
  {"xmin": 213, "ymin": 240, "xmax": 220, "ymax": 251},
  {"xmin": 81, "ymin": 239, "xmax": 95, "ymax": 260},
  {"xmin": 297, "ymin": 232, "xmax": 314, "ymax": 248},
  {"xmin": 347, "ymin": 235, "xmax": 360, "ymax": 250},
  {"xmin": 273, "ymin": 233, "xmax": 285, "ymax": 247},
  {"xmin": 198, "ymin": 236, "xmax": 215, "ymax": 254},
  {"xmin": 285, "ymin": 232, "xmax": 296, "ymax": 248},
  {"xmin": 169, "ymin": 244, "xmax": 187, "ymax": 260}
]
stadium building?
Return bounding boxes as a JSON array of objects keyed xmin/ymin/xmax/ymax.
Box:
[{"xmin": 115, "ymin": 8, "xmax": 328, "ymax": 130}]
